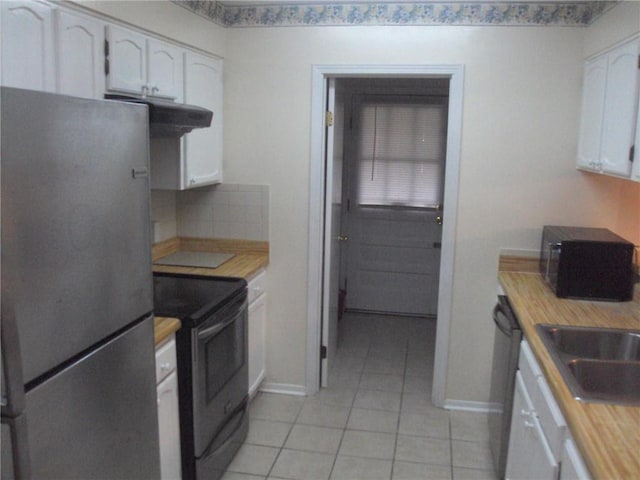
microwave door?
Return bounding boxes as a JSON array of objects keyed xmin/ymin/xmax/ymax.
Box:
[{"xmin": 545, "ymin": 242, "xmax": 561, "ymax": 286}]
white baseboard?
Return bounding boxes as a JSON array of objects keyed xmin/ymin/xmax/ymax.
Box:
[
  {"xmin": 258, "ymin": 382, "xmax": 307, "ymax": 397},
  {"xmin": 443, "ymin": 399, "xmax": 496, "ymax": 413}
]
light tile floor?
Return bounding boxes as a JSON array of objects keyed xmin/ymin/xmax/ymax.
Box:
[{"xmin": 223, "ymin": 312, "xmax": 498, "ymax": 480}]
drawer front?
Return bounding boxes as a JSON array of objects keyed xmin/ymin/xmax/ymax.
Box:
[
  {"xmin": 155, "ymin": 336, "xmax": 177, "ymax": 384},
  {"xmin": 248, "ymin": 269, "xmax": 267, "ymax": 305}
]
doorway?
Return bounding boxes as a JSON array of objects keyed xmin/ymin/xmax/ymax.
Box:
[
  {"xmin": 306, "ymin": 65, "xmax": 464, "ymax": 409},
  {"xmin": 343, "ymin": 84, "xmax": 448, "ymax": 316}
]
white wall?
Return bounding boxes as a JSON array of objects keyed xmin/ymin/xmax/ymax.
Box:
[{"xmin": 222, "ymin": 23, "xmax": 626, "ymax": 401}]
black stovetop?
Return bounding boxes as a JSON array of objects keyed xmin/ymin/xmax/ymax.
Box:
[{"xmin": 153, "ymin": 272, "xmax": 247, "ymax": 326}]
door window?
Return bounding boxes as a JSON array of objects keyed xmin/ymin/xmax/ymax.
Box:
[{"xmin": 356, "ymin": 96, "xmax": 447, "ymax": 208}]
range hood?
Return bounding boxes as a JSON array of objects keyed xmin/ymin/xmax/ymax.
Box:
[{"xmin": 105, "ymin": 94, "xmax": 213, "ymax": 138}]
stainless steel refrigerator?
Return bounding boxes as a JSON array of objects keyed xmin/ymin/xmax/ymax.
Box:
[{"xmin": 1, "ymin": 87, "xmax": 161, "ymax": 479}]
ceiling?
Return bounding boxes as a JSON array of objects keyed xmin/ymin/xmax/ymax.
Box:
[{"xmin": 173, "ymin": 0, "xmax": 618, "ymax": 27}]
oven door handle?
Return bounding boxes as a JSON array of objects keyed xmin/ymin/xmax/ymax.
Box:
[{"xmin": 197, "ymin": 311, "xmax": 242, "ymax": 341}]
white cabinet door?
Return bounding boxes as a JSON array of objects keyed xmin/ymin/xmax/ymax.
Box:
[
  {"xmin": 105, "ymin": 25, "xmax": 147, "ymax": 96},
  {"xmin": 600, "ymin": 39, "xmax": 639, "ymax": 177},
  {"xmin": 1, "ymin": 0, "xmax": 55, "ymax": 92},
  {"xmin": 147, "ymin": 39, "xmax": 183, "ymax": 101},
  {"xmin": 577, "ymin": 55, "xmax": 607, "ymax": 171},
  {"xmin": 56, "ymin": 10, "xmax": 105, "ymax": 99},
  {"xmin": 577, "ymin": 37, "xmax": 640, "ymax": 178},
  {"xmin": 506, "ymin": 372, "xmax": 559, "ymax": 480},
  {"xmin": 248, "ymin": 293, "xmax": 267, "ymax": 398},
  {"xmin": 183, "ymin": 52, "xmax": 223, "ymax": 188},
  {"xmin": 157, "ymin": 370, "xmax": 182, "ymax": 480}
]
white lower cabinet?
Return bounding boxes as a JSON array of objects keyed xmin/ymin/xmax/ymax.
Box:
[
  {"xmin": 506, "ymin": 340, "xmax": 571, "ymax": 480},
  {"xmin": 156, "ymin": 336, "xmax": 182, "ymax": 480},
  {"xmin": 248, "ymin": 269, "xmax": 267, "ymax": 397},
  {"xmin": 506, "ymin": 372, "xmax": 559, "ymax": 480}
]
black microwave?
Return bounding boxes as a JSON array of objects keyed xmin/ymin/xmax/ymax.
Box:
[{"xmin": 539, "ymin": 226, "xmax": 635, "ymax": 301}]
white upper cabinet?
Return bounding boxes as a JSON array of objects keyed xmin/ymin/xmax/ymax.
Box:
[
  {"xmin": 182, "ymin": 52, "xmax": 223, "ymax": 188},
  {"xmin": 600, "ymin": 39, "xmax": 639, "ymax": 177},
  {"xmin": 106, "ymin": 25, "xmax": 183, "ymax": 101},
  {"xmin": 105, "ymin": 25, "xmax": 147, "ymax": 96},
  {"xmin": 147, "ymin": 39, "xmax": 184, "ymax": 102},
  {"xmin": 577, "ymin": 56, "xmax": 607, "ymax": 170},
  {"xmin": 56, "ymin": 10, "xmax": 105, "ymax": 99},
  {"xmin": 577, "ymin": 37, "xmax": 640, "ymax": 179},
  {"xmin": 1, "ymin": 0, "xmax": 56, "ymax": 92}
]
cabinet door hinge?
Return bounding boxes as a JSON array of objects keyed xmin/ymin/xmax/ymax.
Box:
[
  {"xmin": 630, "ymin": 145, "xmax": 635, "ymax": 162},
  {"xmin": 320, "ymin": 345, "xmax": 327, "ymax": 359},
  {"xmin": 104, "ymin": 40, "xmax": 110, "ymax": 75},
  {"xmin": 325, "ymin": 111, "xmax": 334, "ymax": 127}
]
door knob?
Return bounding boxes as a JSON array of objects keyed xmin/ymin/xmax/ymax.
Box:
[
  {"xmin": 337, "ymin": 235, "xmax": 348, "ymax": 241},
  {"xmin": 435, "ymin": 216, "xmax": 443, "ymax": 225}
]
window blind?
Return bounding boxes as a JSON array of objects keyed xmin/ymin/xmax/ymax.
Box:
[{"xmin": 357, "ymin": 99, "xmax": 447, "ymax": 208}]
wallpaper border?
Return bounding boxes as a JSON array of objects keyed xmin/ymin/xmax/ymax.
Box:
[{"xmin": 173, "ymin": 1, "xmax": 616, "ymax": 27}]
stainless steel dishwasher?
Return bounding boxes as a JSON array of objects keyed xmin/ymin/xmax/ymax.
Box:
[{"xmin": 488, "ymin": 295, "xmax": 522, "ymax": 480}]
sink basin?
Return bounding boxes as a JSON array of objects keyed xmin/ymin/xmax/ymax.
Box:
[
  {"xmin": 536, "ymin": 324, "xmax": 640, "ymax": 405},
  {"xmin": 567, "ymin": 360, "xmax": 640, "ymax": 401},
  {"xmin": 539, "ymin": 325, "xmax": 640, "ymax": 361}
]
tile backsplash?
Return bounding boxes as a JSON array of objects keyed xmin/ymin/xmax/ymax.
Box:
[{"xmin": 151, "ymin": 184, "xmax": 269, "ymax": 243}]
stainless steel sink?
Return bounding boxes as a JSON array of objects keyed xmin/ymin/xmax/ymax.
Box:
[
  {"xmin": 567, "ymin": 360, "xmax": 640, "ymax": 400},
  {"xmin": 536, "ymin": 324, "xmax": 640, "ymax": 405},
  {"xmin": 540, "ymin": 326, "xmax": 640, "ymax": 361}
]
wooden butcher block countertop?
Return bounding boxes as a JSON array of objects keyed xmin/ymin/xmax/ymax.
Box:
[
  {"xmin": 154, "ymin": 317, "xmax": 181, "ymax": 346},
  {"xmin": 498, "ymin": 256, "xmax": 640, "ymax": 480},
  {"xmin": 152, "ymin": 237, "xmax": 269, "ymax": 279}
]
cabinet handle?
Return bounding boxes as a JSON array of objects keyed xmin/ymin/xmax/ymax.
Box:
[{"xmin": 160, "ymin": 362, "xmax": 172, "ymax": 373}]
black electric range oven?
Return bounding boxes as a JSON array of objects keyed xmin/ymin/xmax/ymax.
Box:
[{"xmin": 153, "ymin": 272, "xmax": 249, "ymax": 480}]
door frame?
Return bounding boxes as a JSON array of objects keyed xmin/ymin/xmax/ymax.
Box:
[{"xmin": 306, "ymin": 64, "xmax": 464, "ymax": 408}]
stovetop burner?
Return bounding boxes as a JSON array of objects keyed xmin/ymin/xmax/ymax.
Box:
[{"xmin": 153, "ymin": 272, "xmax": 247, "ymax": 326}]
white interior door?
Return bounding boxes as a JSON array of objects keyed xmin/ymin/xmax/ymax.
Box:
[
  {"xmin": 321, "ymin": 78, "xmax": 345, "ymax": 387},
  {"xmin": 344, "ymin": 95, "xmax": 447, "ymax": 316}
]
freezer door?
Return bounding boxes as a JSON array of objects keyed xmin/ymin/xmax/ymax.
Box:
[
  {"xmin": 1, "ymin": 87, "xmax": 153, "ymax": 384},
  {"xmin": 25, "ymin": 316, "xmax": 160, "ymax": 479}
]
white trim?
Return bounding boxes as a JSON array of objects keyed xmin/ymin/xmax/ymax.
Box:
[
  {"xmin": 306, "ymin": 64, "xmax": 465, "ymax": 406},
  {"xmin": 258, "ymin": 382, "xmax": 308, "ymax": 397},
  {"xmin": 444, "ymin": 399, "xmax": 497, "ymax": 413}
]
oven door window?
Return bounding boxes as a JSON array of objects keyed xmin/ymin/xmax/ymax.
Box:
[
  {"xmin": 192, "ymin": 297, "xmax": 249, "ymax": 456},
  {"xmin": 204, "ymin": 315, "xmax": 245, "ymax": 402}
]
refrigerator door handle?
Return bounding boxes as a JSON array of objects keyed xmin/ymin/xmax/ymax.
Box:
[
  {"xmin": 2, "ymin": 414, "xmax": 32, "ymax": 480},
  {"xmin": 1, "ymin": 304, "xmax": 26, "ymax": 417}
]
